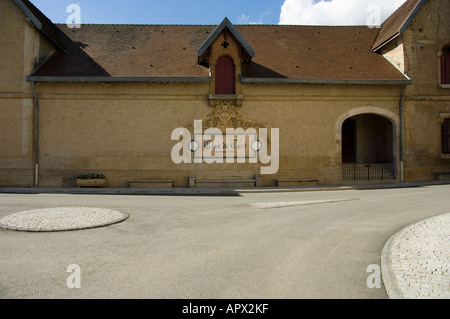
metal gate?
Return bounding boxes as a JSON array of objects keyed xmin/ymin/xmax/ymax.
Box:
[{"xmin": 342, "ymin": 157, "xmax": 395, "ymax": 181}]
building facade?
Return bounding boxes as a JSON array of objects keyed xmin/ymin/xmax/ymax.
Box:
[{"xmin": 0, "ymin": 0, "xmax": 449, "ymax": 188}]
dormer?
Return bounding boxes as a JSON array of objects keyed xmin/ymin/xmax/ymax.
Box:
[{"xmin": 197, "ymin": 18, "xmax": 255, "ymax": 106}]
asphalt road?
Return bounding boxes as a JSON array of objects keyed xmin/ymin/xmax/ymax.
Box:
[{"xmin": 1, "ymin": 184, "xmax": 449, "ymax": 299}]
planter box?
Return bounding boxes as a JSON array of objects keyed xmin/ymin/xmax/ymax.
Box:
[{"xmin": 76, "ymin": 179, "xmax": 106, "ymax": 188}]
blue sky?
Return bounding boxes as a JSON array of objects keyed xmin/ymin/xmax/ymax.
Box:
[
  {"xmin": 30, "ymin": 0, "xmax": 406, "ymax": 26},
  {"xmin": 31, "ymin": 0, "xmax": 285, "ymax": 25}
]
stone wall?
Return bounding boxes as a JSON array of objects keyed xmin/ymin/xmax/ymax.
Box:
[
  {"xmin": 401, "ymin": 0, "xmax": 450, "ymax": 181},
  {"xmin": 0, "ymin": 0, "xmax": 35, "ymax": 187},
  {"xmin": 33, "ymin": 81, "xmax": 403, "ymax": 187}
]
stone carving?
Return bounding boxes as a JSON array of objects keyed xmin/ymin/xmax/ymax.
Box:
[{"xmin": 201, "ymin": 101, "xmax": 264, "ymax": 131}]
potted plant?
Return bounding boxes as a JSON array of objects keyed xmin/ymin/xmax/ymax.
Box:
[{"xmin": 76, "ymin": 172, "xmax": 106, "ymax": 188}]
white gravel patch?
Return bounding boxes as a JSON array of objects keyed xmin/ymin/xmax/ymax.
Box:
[
  {"xmin": 0, "ymin": 207, "xmax": 128, "ymax": 232},
  {"xmin": 384, "ymin": 213, "xmax": 450, "ymax": 299},
  {"xmin": 250, "ymin": 199, "xmax": 352, "ymax": 209}
]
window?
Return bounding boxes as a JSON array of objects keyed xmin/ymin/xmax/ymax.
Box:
[
  {"xmin": 441, "ymin": 45, "xmax": 450, "ymax": 85},
  {"xmin": 442, "ymin": 118, "xmax": 450, "ymax": 154},
  {"xmin": 215, "ymin": 56, "xmax": 235, "ymax": 94}
]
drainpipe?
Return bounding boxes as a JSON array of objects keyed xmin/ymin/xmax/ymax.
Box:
[
  {"xmin": 31, "ymin": 82, "xmax": 39, "ymax": 187},
  {"xmin": 399, "ymin": 84, "xmax": 407, "ymax": 183}
]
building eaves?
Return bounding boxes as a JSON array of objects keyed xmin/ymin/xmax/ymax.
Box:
[
  {"xmin": 27, "ymin": 76, "xmax": 211, "ymax": 83},
  {"xmin": 240, "ymin": 76, "xmax": 412, "ymax": 86},
  {"xmin": 13, "ymin": 0, "xmax": 65, "ymax": 50}
]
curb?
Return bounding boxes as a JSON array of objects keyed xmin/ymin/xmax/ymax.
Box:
[
  {"xmin": 1, "ymin": 181, "xmax": 449, "ymax": 196},
  {"xmin": 381, "ymin": 229, "xmax": 407, "ymax": 299}
]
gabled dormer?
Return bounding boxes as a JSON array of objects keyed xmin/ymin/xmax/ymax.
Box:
[{"xmin": 198, "ymin": 18, "xmax": 255, "ymax": 106}]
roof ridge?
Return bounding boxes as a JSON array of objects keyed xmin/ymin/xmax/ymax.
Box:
[
  {"xmin": 55, "ymin": 23, "xmax": 218, "ymax": 27},
  {"xmin": 380, "ymin": 0, "xmax": 411, "ymax": 28},
  {"xmin": 54, "ymin": 23, "xmax": 380, "ymax": 28}
]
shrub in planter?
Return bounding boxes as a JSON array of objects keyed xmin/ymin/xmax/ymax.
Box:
[
  {"xmin": 77, "ymin": 172, "xmax": 106, "ymax": 180},
  {"xmin": 76, "ymin": 172, "xmax": 106, "ymax": 188}
]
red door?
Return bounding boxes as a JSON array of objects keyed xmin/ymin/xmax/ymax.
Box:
[{"xmin": 215, "ymin": 56, "xmax": 235, "ymax": 94}]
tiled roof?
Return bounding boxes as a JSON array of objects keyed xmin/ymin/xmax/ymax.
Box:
[
  {"xmin": 33, "ymin": 24, "xmax": 213, "ymax": 78},
  {"xmin": 372, "ymin": 0, "xmax": 426, "ymax": 51},
  {"xmin": 239, "ymin": 25, "xmax": 407, "ymax": 82},
  {"xmin": 31, "ymin": 23, "xmax": 409, "ymax": 83}
]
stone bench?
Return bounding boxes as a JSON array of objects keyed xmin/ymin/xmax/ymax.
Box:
[
  {"xmin": 194, "ymin": 179, "xmax": 256, "ymax": 188},
  {"xmin": 434, "ymin": 172, "xmax": 450, "ymax": 181},
  {"xmin": 128, "ymin": 179, "xmax": 174, "ymax": 188},
  {"xmin": 276, "ymin": 178, "xmax": 319, "ymax": 187},
  {"xmin": 190, "ymin": 175, "xmax": 261, "ymax": 188}
]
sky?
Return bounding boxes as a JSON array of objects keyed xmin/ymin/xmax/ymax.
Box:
[{"xmin": 30, "ymin": 0, "xmax": 407, "ymax": 26}]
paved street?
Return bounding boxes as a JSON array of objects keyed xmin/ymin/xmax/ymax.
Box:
[{"xmin": 0, "ymin": 184, "xmax": 449, "ymax": 299}]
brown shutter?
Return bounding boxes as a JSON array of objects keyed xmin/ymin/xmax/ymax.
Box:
[
  {"xmin": 443, "ymin": 119, "xmax": 450, "ymax": 154},
  {"xmin": 442, "ymin": 52, "xmax": 450, "ymax": 84},
  {"xmin": 215, "ymin": 56, "xmax": 235, "ymax": 94}
]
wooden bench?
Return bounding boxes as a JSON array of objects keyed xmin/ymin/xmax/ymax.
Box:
[
  {"xmin": 128, "ymin": 179, "xmax": 174, "ymax": 188},
  {"xmin": 276, "ymin": 178, "xmax": 319, "ymax": 187},
  {"xmin": 434, "ymin": 172, "xmax": 450, "ymax": 181}
]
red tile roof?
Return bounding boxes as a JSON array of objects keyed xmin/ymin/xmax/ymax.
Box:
[
  {"xmin": 31, "ymin": 23, "xmax": 409, "ymax": 83},
  {"xmin": 239, "ymin": 25, "xmax": 406, "ymax": 81}
]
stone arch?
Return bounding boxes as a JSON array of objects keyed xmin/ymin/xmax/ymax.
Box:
[
  {"xmin": 336, "ymin": 106, "xmax": 400, "ymax": 180},
  {"xmin": 335, "ymin": 106, "xmax": 399, "ymax": 144}
]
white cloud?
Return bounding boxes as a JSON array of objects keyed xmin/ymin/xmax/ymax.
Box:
[
  {"xmin": 239, "ymin": 10, "xmax": 272, "ymax": 24},
  {"xmin": 279, "ymin": 0, "xmax": 407, "ymax": 26}
]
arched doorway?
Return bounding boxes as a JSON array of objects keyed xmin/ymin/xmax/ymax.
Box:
[{"xmin": 342, "ymin": 114, "xmax": 396, "ymax": 181}]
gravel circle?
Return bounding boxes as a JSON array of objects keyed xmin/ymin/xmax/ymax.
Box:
[
  {"xmin": 382, "ymin": 213, "xmax": 450, "ymax": 299},
  {"xmin": 0, "ymin": 207, "xmax": 128, "ymax": 232}
]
